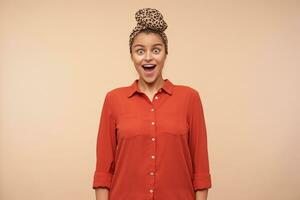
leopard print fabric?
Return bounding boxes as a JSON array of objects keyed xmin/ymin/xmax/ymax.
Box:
[{"xmin": 129, "ymin": 8, "xmax": 168, "ymax": 54}]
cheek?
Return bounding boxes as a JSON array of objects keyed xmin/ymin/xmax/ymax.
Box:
[
  {"xmin": 156, "ymin": 56, "xmax": 166, "ymax": 65},
  {"xmin": 134, "ymin": 64, "xmax": 141, "ymax": 72},
  {"xmin": 132, "ymin": 55, "xmax": 143, "ymax": 65},
  {"xmin": 133, "ymin": 60, "xmax": 143, "ymax": 71}
]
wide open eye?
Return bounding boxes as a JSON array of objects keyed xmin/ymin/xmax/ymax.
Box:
[
  {"xmin": 136, "ymin": 49, "xmax": 144, "ymax": 55},
  {"xmin": 153, "ymin": 48, "xmax": 161, "ymax": 54}
]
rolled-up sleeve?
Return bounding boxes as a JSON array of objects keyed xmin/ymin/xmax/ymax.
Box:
[
  {"xmin": 92, "ymin": 92, "xmax": 117, "ymax": 190},
  {"xmin": 187, "ymin": 90, "xmax": 212, "ymax": 191}
]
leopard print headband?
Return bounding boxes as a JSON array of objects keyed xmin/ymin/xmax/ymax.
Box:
[{"xmin": 129, "ymin": 8, "xmax": 168, "ymax": 54}]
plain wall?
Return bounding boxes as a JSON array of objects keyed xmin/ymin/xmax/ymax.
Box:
[{"xmin": 0, "ymin": 0, "xmax": 299, "ymax": 200}]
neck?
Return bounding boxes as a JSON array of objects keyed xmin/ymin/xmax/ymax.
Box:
[{"xmin": 138, "ymin": 77, "xmax": 164, "ymax": 94}]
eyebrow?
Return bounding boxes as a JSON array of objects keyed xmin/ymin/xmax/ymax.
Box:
[{"xmin": 133, "ymin": 43, "xmax": 163, "ymax": 48}]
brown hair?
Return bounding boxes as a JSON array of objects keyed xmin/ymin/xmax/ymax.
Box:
[{"xmin": 129, "ymin": 8, "xmax": 168, "ymax": 55}]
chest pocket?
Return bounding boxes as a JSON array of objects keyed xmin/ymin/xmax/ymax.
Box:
[
  {"xmin": 157, "ymin": 115, "xmax": 188, "ymax": 135},
  {"xmin": 116, "ymin": 113, "xmax": 149, "ymax": 139}
]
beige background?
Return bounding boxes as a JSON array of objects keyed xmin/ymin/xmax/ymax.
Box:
[{"xmin": 1, "ymin": 0, "xmax": 299, "ymax": 200}]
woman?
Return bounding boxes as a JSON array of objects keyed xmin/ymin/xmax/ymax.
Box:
[{"xmin": 93, "ymin": 8, "xmax": 212, "ymax": 200}]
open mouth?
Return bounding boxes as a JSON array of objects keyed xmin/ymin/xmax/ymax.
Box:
[{"xmin": 142, "ymin": 64, "xmax": 156, "ymax": 71}]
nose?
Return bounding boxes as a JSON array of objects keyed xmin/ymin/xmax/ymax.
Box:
[{"xmin": 144, "ymin": 51, "xmax": 153, "ymax": 61}]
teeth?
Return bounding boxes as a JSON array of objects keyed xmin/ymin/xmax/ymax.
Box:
[{"xmin": 143, "ymin": 64, "xmax": 156, "ymax": 68}]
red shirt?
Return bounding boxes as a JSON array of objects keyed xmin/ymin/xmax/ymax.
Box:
[{"xmin": 92, "ymin": 78, "xmax": 212, "ymax": 200}]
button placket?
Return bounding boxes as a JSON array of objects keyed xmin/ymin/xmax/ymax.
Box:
[{"xmin": 149, "ymin": 97, "xmax": 157, "ymax": 196}]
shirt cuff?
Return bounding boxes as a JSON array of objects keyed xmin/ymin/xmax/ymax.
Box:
[
  {"xmin": 193, "ymin": 173, "xmax": 212, "ymax": 191},
  {"xmin": 92, "ymin": 171, "xmax": 113, "ymax": 190}
]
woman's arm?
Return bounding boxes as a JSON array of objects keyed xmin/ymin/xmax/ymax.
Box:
[
  {"xmin": 92, "ymin": 92, "xmax": 116, "ymax": 195},
  {"xmin": 188, "ymin": 90, "xmax": 212, "ymax": 190},
  {"xmin": 95, "ymin": 188, "xmax": 109, "ymax": 200},
  {"xmin": 196, "ymin": 189, "xmax": 208, "ymax": 200}
]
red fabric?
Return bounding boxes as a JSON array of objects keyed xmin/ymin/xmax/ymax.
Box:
[{"xmin": 92, "ymin": 79, "xmax": 212, "ymax": 200}]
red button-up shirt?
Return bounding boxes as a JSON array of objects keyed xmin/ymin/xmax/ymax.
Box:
[{"xmin": 92, "ymin": 78, "xmax": 212, "ymax": 200}]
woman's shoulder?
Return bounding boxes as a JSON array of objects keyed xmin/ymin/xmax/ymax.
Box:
[
  {"xmin": 173, "ymin": 83, "xmax": 200, "ymax": 96},
  {"xmin": 102, "ymin": 83, "xmax": 134, "ymax": 98}
]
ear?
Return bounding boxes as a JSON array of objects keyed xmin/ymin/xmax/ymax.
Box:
[
  {"xmin": 164, "ymin": 52, "xmax": 168, "ymax": 59},
  {"xmin": 130, "ymin": 53, "xmax": 133, "ymax": 61}
]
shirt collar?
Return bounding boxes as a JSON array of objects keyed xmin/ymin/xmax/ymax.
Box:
[{"xmin": 127, "ymin": 78, "xmax": 174, "ymax": 98}]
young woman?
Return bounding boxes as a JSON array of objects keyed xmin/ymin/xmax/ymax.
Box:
[{"xmin": 93, "ymin": 8, "xmax": 212, "ymax": 200}]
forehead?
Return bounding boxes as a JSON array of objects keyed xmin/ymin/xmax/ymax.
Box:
[{"xmin": 132, "ymin": 32, "xmax": 164, "ymax": 47}]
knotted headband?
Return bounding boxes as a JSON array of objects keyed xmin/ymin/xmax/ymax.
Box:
[{"xmin": 129, "ymin": 8, "xmax": 168, "ymax": 54}]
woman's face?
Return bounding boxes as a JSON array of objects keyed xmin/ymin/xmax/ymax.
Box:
[{"xmin": 130, "ymin": 32, "xmax": 167, "ymax": 84}]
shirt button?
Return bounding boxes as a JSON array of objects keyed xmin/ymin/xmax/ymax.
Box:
[
  {"xmin": 155, "ymin": 96, "xmax": 158, "ymax": 99},
  {"xmin": 149, "ymin": 172, "xmax": 155, "ymax": 176},
  {"xmin": 149, "ymin": 189, "xmax": 154, "ymax": 193},
  {"xmin": 151, "ymin": 121, "xmax": 155, "ymax": 125},
  {"xmin": 151, "ymin": 155, "xmax": 155, "ymax": 159},
  {"xmin": 151, "ymin": 137, "xmax": 155, "ymax": 141},
  {"xmin": 151, "ymin": 108, "xmax": 155, "ymax": 112}
]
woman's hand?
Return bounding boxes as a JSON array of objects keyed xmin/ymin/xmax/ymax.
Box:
[
  {"xmin": 196, "ymin": 189, "xmax": 208, "ymax": 200},
  {"xmin": 95, "ymin": 188, "xmax": 109, "ymax": 200}
]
